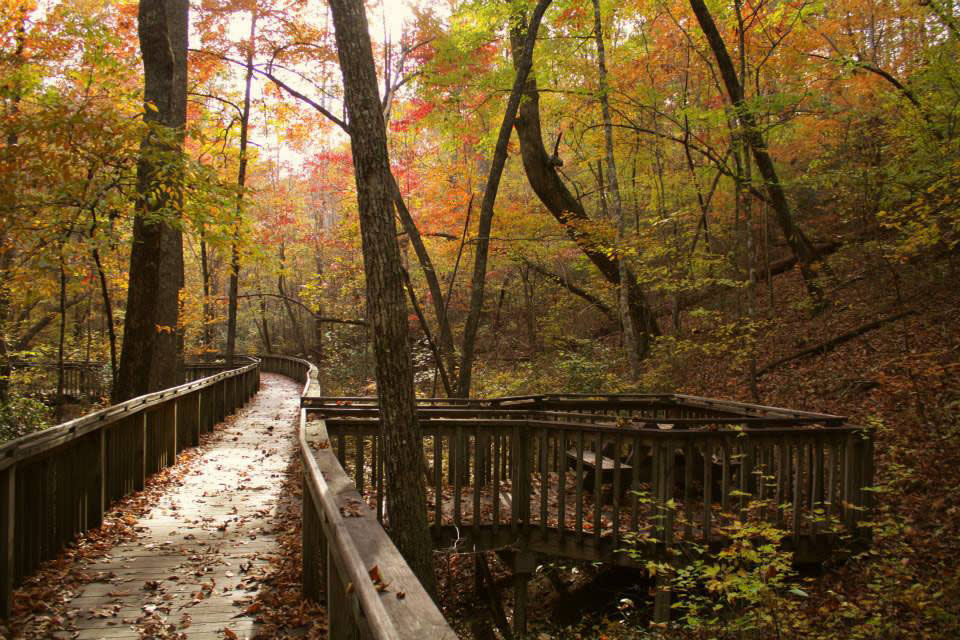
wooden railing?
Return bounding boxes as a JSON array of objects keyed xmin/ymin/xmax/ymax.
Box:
[
  {"xmin": 0, "ymin": 359, "xmax": 260, "ymax": 618},
  {"xmin": 183, "ymin": 356, "xmax": 259, "ymax": 382},
  {"xmin": 265, "ymin": 355, "xmax": 457, "ymax": 639},
  {"xmin": 314, "ymin": 394, "xmax": 874, "ymax": 627}
]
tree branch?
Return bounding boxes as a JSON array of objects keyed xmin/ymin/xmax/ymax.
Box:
[{"xmin": 235, "ymin": 293, "xmax": 365, "ymax": 326}]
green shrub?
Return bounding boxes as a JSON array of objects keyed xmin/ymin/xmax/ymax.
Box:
[{"xmin": 0, "ymin": 394, "xmax": 53, "ymax": 444}]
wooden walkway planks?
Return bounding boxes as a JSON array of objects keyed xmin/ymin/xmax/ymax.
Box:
[{"xmin": 32, "ymin": 373, "xmax": 302, "ymax": 640}]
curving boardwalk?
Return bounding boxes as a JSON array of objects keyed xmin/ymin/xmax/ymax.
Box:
[{"xmin": 39, "ymin": 373, "xmax": 301, "ymax": 639}]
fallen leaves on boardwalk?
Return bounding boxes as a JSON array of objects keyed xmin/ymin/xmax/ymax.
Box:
[
  {"xmin": 1, "ymin": 374, "xmax": 325, "ymax": 640},
  {"xmin": 4, "ymin": 446, "xmax": 206, "ymax": 639}
]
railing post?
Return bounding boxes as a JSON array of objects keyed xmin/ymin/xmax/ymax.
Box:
[
  {"xmin": 137, "ymin": 412, "xmax": 147, "ymax": 491},
  {"xmin": 843, "ymin": 434, "xmax": 857, "ymax": 531},
  {"xmin": 170, "ymin": 399, "xmax": 178, "ymax": 465},
  {"xmin": 302, "ymin": 478, "xmax": 321, "ymax": 602},
  {"xmin": 1, "ymin": 463, "xmax": 16, "ymax": 619},
  {"xmin": 859, "ymin": 434, "xmax": 874, "ymax": 542},
  {"xmin": 194, "ymin": 390, "xmax": 202, "ymax": 445},
  {"xmin": 88, "ymin": 430, "xmax": 106, "ymax": 531},
  {"xmin": 327, "ymin": 543, "xmax": 360, "ymax": 640}
]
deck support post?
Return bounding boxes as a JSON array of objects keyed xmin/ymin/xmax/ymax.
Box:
[
  {"xmin": 1, "ymin": 463, "xmax": 15, "ymax": 619},
  {"xmin": 511, "ymin": 551, "xmax": 536, "ymax": 635}
]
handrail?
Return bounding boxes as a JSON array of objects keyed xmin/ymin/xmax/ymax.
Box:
[
  {"xmin": 1, "ymin": 362, "xmax": 258, "ymax": 470},
  {"xmin": 301, "ymin": 392, "xmax": 847, "ymax": 421},
  {"xmin": 1, "ymin": 358, "xmax": 261, "ymax": 618},
  {"xmin": 314, "ymin": 408, "xmax": 847, "ymax": 429},
  {"xmin": 262, "ymin": 354, "xmax": 456, "ymax": 639}
]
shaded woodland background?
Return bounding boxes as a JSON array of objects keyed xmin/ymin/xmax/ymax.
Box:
[{"xmin": 1, "ymin": 0, "xmax": 958, "ymax": 637}]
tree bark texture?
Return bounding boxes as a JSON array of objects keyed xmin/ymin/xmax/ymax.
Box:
[
  {"xmin": 327, "ymin": 0, "xmax": 435, "ymax": 595},
  {"xmin": 115, "ymin": 0, "xmax": 188, "ymax": 402}
]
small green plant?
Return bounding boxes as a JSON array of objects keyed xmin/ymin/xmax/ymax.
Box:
[
  {"xmin": 0, "ymin": 393, "xmax": 53, "ymax": 444},
  {"xmin": 668, "ymin": 512, "xmax": 804, "ymax": 636},
  {"xmin": 619, "ymin": 496, "xmax": 811, "ymax": 638}
]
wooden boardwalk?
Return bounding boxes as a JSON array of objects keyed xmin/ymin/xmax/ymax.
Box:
[{"xmin": 34, "ymin": 373, "xmax": 301, "ymax": 639}]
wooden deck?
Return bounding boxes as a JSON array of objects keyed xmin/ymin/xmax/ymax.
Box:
[{"xmin": 17, "ymin": 373, "xmax": 301, "ymax": 639}]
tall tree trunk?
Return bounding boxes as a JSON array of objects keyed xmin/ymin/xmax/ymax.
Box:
[
  {"xmin": 327, "ymin": 0, "xmax": 435, "ymax": 593},
  {"xmin": 0, "ymin": 238, "xmax": 12, "ymax": 405},
  {"xmin": 456, "ymin": 0, "xmax": 554, "ymax": 397},
  {"xmin": 688, "ymin": 0, "xmax": 823, "ymax": 301},
  {"xmin": 734, "ymin": 0, "xmax": 760, "ymax": 401},
  {"xmin": 226, "ymin": 9, "xmax": 257, "ymax": 365},
  {"xmin": 312, "ymin": 252, "xmax": 324, "ymax": 365},
  {"xmin": 277, "ymin": 243, "xmax": 308, "ymax": 356},
  {"xmin": 56, "ymin": 255, "xmax": 67, "ymax": 421},
  {"xmin": 115, "ymin": 0, "xmax": 188, "ymax": 402},
  {"xmin": 200, "ymin": 229, "xmax": 212, "ymax": 352},
  {"xmin": 592, "ymin": 0, "xmax": 644, "ymax": 378},
  {"xmin": 258, "ymin": 288, "xmax": 272, "ymax": 353},
  {"xmin": 507, "ymin": 29, "xmax": 660, "ymax": 350},
  {"xmin": 520, "ymin": 265, "xmax": 537, "ymax": 357},
  {"xmin": 91, "ymin": 244, "xmax": 117, "ymax": 391}
]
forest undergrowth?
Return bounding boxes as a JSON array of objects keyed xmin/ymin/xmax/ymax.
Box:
[{"xmin": 444, "ymin": 244, "xmax": 960, "ymax": 639}]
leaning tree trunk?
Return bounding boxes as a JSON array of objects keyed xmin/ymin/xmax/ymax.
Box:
[
  {"xmin": 456, "ymin": 0, "xmax": 553, "ymax": 397},
  {"xmin": 688, "ymin": 0, "xmax": 823, "ymax": 301},
  {"xmin": 327, "ymin": 0, "xmax": 435, "ymax": 594},
  {"xmin": 115, "ymin": 0, "xmax": 188, "ymax": 402},
  {"xmin": 507, "ymin": 28, "xmax": 660, "ymax": 351}
]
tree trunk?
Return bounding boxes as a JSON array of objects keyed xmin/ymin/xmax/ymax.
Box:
[
  {"xmin": 327, "ymin": 0, "xmax": 435, "ymax": 593},
  {"xmin": 507, "ymin": 29, "xmax": 660, "ymax": 349},
  {"xmin": 734, "ymin": 0, "xmax": 760, "ymax": 401},
  {"xmin": 592, "ymin": 0, "xmax": 644, "ymax": 378},
  {"xmin": 91, "ymin": 245, "xmax": 117, "ymax": 391},
  {"xmin": 56, "ymin": 256, "xmax": 67, "ymax": 421},
  {"xmin": 519, "ymin": 265, "xmax": 537, "ymax": 357},
  {"xmin": 257, "ymin": 288, "xmax": 272, "ymax": 352},
  {"xmin": 277, "ymin": 243, "xmax": 308, "ymax": 356},
  {"xmin": 312, "ymin": 251, "xmax": 324, "ymax": 365},
  {"xmin": 115, "ymin": 0, "xmax": 188, "ymax": 402},
  {"xmin": 226, "ymin": 9, "xmax": 257, "ymax": 365},
  {"xmin": 457, "ymin": 0, "xmax": 554, "ymax": 397},
  {"xmin": 688, "ymin": 0, "xmax": 823, "ymax": 302},
  {"xmin": 200, "ymin": 230, "xmax": 212, "ymax": 352}
]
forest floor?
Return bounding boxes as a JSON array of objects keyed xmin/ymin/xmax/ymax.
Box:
[{"xmin": 1, "ymin": 373, "xmax": 324, "ymax": 640}]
